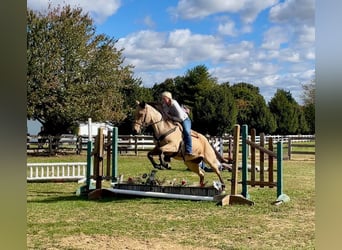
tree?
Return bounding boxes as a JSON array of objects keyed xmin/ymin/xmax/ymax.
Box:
[
  {"xmin": 150, "ymin": 66, "xmax": 237, "ymax": 135},
  {"xmin": 27, "ymin": 5, "xmax": 134, "ymax": 135},
  {"xmin": 231, "ymin": 83, "xmax": 276, "ymax": 134},
  {"xmin": 118, "ymin": 78, "xmax": 154, "ymax": 134},
  {"xmin": 268, "ymin": 89, "xmax": 307, "ymax": 134},
  {"xmin": 151, "ymin": 78, "xmax": 177, "ymax": 101},
  {"xmin": 301, "ymin": 79, "xmax": 315, "ymax": 134},
  {"xmin": 192, "ymin": 84, "xmax": 237, "ymax": 135},
  {"xmin": 175, "ymin": 65, "xmax": 216, "ymax": 108}
]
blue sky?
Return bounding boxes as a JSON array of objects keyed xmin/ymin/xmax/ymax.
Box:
[{"xmin": 27, "ymin": 0, "xmax": 315, "ymax": 105}]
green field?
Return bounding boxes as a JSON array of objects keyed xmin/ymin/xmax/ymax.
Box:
[{"xmin": 27, "ymin": 153, "xmax": 315, "ymax": 249}]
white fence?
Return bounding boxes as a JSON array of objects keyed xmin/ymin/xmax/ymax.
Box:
[{"xmin": 27, "ymin": 162, "xmax": 87, "ymax": 182}]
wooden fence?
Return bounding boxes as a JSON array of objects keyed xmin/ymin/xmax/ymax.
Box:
[
  {"xmin": 27, "ymin": 134, "xmax": 83, "ymax": 155},
  {"xmin": 27, "ymin": 133, "xmax": 315, "ymax": 158},
  {"xmin": 287, "ymin": 136, "xmax": 315, "ymax": 159}
]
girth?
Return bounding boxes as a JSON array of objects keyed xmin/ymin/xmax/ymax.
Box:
[{"xmin": 154, "ymin": 126, "xmax": 177, "ymax": 144}]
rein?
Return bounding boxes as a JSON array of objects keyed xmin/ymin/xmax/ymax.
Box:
[
  {"xmin": 134, "ymin": 117, "xmax": 163, "ymax": 127},
  {"xmin": 134, "ymin": 107, "xmax": 163, "ymax": 127},
  {"xmin": 135, "ymin": 104, "xmax": 178, "ymax": 143},
  {"xmin": 154, "ymin": 126, "xmax": 177, "ymax": 143}
]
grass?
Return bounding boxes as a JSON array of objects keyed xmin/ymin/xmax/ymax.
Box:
[{"xmin": 27, "ymin": 153, "xmax": 315, "ymax": 249}]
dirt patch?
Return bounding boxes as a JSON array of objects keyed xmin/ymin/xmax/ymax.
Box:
[{"xmin": 53, "ymin": 234, "xmax": 218, "ymax": 250}]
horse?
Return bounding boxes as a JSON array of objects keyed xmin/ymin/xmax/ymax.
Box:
[{"xmin": 132, "ymin": 101, "xmax": 226, "ymax": 189}]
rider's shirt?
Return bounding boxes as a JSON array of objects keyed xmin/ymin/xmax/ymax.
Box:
[{"xmin": 162, "ymin": 99, "xmax": 188, "ymax": 122}]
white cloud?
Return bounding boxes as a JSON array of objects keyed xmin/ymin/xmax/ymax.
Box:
[
  {"xmin": 296, "ymin": 25, "xmax": 315, "ymax": 46},
  {"xmin": 143, "ymin": 16, "xmax": 156, "ymax": 29},
  {"xmin": 118, "ymin": 29, "xmax": 234, "ymax": 71},
  {"xmin": 239, "ymin": 0, "xmax": 278, "ymax": 24},
  {"xmin": 27, "ymin": 0, "xmax": 121, "ymax": 24},
  {"xmin": 305, "ymin": 50, "xmax": 315, "ymax": 60},
  {"xmin": 261, "ymin": 26, "xmax": 290, "ymax": 50},
  {"xmin": 260, "ymin": 75, "xmax": 280, "ymax": 86},
  {"xmin": 280, "ymin": 49, "xmax": 301, "ymax": 62},
  {"xmin": 269, "ymin": 0, "xmax": 315, "ymax": 25},
  {"xmin": 169, "ymin": 0, "xmax": 245, "ymax": 20},
  {"xmin": 217, "ymin": 19, "xmax": 237, "ymax": 36},
  {"xmin": 169, "ymin": 0, "xmax": 277, "ymax": 24}
]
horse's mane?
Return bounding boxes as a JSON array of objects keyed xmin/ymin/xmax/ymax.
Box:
[{"xmin": 145, "ymin": 101, "xmax": 173, "ymax": 122}]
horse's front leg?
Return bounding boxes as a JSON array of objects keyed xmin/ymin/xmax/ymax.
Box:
[
  {"xmin": 147, "ymin": 147, "xmax": 163, "ymax": 170},
  {"xmin": 160, "ymin": 153, "xmax": 172, "ymax": 170}
]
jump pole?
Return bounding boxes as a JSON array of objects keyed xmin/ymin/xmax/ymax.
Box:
[
  {"xmin": 106, "ymin": 188, "xmax": 215, "ymax": 201},
  {"xmin": 241, "ymin": 124, "xmax": 249, "ymax": 198},
  {"xmin": 111, "ymin": 127, "xmax": 118, "ymax": 184},
  {"xmin": 86, "ymin": 118, "xmax": 93, "ymax": 189},
  {"xmin": 76, "ymin": 118, "xmax": 95, "ymax": 195},
  {"xmin": 273, "ymin": 141, "xmax": 290, "ymax": 205}
]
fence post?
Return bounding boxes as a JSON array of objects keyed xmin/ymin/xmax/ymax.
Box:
[
  {"xmin": 112, "ymin": 127, "xmax": 118, "ymax": 183},
  {"xmin": 106, "ymin": 130, "xmax": 112, "ymax": 179},
  {"xmin": 86, "ymin": 118, "xmax": 92, "ymax": 190},
  {"xmin": 288, "ymin": 137, "xmax": 292, "ymax": 160},
  {"xmin": 231, "ymin": 125, "xmax": 240, "ymax": 195},
  {"xmin": 274, "ymin": 141, "xmax": 290, "ymax": 204},
  {"xmin": 94, "ymin": 128, "xmax": 104, "ymax": 189},
  {"xmin": 134, "ymin": 136, "xmax": 138, "ymax": 156},
  {"xmin": 241, "ymin": 124, "xmax": 249, "ymax": 198}
]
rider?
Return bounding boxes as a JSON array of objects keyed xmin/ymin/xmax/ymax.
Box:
[{"xmin": 161, "ymin": 91, "xmax": 193, "ymax": 157}]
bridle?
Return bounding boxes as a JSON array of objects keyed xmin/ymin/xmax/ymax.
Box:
[
  {"xmin": 134, "ymin": 105, "xmax": 178, "ymax": 144},
  {"xmin": 134, "ymin": 107, "xmax": 163, "ymax": 129}
]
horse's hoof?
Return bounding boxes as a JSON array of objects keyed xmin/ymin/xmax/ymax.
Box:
[
  {"xmin": 153, "ymin": 165, "xmax": 162, "ymax": 170},
  {"xmin": 220, "ymin": 190, "xmax": 226, "ymax": 195}
]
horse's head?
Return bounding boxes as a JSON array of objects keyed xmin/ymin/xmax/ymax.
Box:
[
  {"xmin": 133, "ymin": 100, "xmax": 153, "ymax": 134},
  {"xmin": 133, "ymin": 100, "xmax": 163, "ymax": 135},
  {"xmin": 132, "ymin": 101, "xmax": 145, "ymax": 134}
]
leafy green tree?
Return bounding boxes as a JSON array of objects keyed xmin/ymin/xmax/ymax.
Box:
[
  {"xmin": 301, "ymin": 79, "xmax": 315, "ymax": 134},
  {"xmin": 151, "ymin": 78, "xmax": 177, "ymax": 101},
  {"xmin": 27, "ymin": 5, "xmax": 134, "ymax": 135},
  {"xmin": 175, "ymin": 65, "xmax": 216, "ymax": 107},
  {"xmin": 118, "ymin": 78, "xmax": 154, "ymax": 134},
  {"xmin": 268, "ymin": 89, "xmax": 307, "ymax": 134},
  {"xmin": 192, "ymin": 84, "xmax": 237, "ymax": 135},
  {"xmin": 150, "ymin": 66, "xmax": 237, "ymax": 135},
  {"xmin": 231, "ymin": 83, "xmax": 276, "ymax": 134}
]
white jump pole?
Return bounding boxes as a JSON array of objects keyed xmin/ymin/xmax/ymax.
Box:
[{"xmin": 107, "ymin": 188, "xmax": 215, "ymax": 201}]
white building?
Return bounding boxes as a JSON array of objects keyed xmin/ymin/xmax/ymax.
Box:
[{"xmin": 78, "ymin": 122, "xmax": 114, "ymax": 137}]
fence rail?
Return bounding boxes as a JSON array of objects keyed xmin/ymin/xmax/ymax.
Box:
[{"xmin": 27, "ymin": 133, "xmax": 315, "ymax": 158}]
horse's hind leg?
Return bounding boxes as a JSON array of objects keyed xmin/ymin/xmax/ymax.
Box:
[
  {"xmin": 204, "ymin": 158, "xmax": 225, "ymax": 189},
  {"xmin": 184, "ymin": 161, "xmax": 206, "ymax": 187}
]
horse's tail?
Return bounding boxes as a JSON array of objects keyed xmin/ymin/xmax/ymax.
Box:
[{"xmin": 210, "ymin": 144, "xmax": 233, "ymax": 164}]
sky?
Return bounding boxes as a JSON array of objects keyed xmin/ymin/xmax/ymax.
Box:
[{"xmin": 27, "ymin": 0, "xmax": 315, "ymax": 105}]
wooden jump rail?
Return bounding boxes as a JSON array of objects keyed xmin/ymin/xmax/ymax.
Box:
[
  {"xmin": 220, "ymin": 124, "xmax": 290, "ymax": 206},
  {"xmin": 246, "ymin": 129, "xmax": 276, "ymax": 188}
]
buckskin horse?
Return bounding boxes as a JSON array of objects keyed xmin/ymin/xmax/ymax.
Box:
[{"xmin": 132, "ymin": 101, "xmax": 226, "ymax": 189}]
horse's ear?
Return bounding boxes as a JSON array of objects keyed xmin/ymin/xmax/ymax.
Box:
[{"xmin": 136, "ymin": 100, "xmax": 145, "ymax": 108}]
